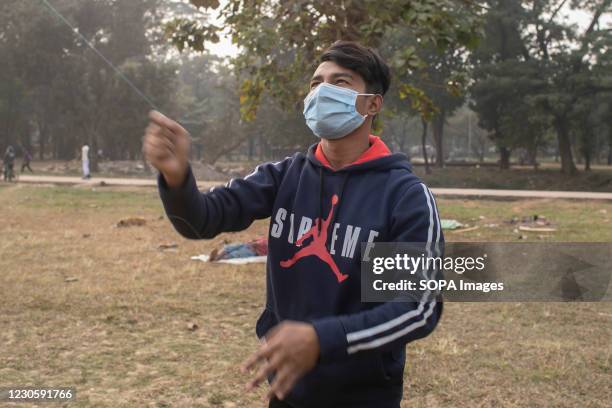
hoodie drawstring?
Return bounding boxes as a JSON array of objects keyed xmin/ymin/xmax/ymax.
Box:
[{"xmin": 318, "ymin": 167, "xmax": 324, "ymax": 233}]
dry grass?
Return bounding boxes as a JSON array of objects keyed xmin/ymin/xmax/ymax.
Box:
[{"xmin": 0, "ymin": 183, "xmax": 610, "ymax": 407}]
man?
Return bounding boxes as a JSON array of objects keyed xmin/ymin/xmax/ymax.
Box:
[
  {"xmin": 81, "ymin": 144, "xmax": 90, "ymax": 179},
  {"xmin": 3, "ymin": 145, "xmax": 16, "ymax": 181},
  {"xmin": 143, "ymin": 41, "xmax": 443, "ymax": 408},
  {"xmin": 21, "ymin": 146, "xmax": 33, "ymax": 173}
]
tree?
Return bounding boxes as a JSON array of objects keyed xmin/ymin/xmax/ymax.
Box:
[
  {"xmin": 469, "ymin": 0, "xmax": 530, "ymax": 169},
  {"xmin": 526, "ymin": 0, "xmax": 612, "ymax": 175},
  {"xmin": 469, "ymin": 0, "xmax": 611, "ymax": 174},
  {"xmin": 0, "ymin": 0, "xmax": 178, "ymax": 165},
  {"xmin": 166, "ymin": 0, "xmax": 481, "ymax": 125}
]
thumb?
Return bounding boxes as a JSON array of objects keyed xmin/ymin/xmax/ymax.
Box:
[{"xmin": 148, "ymin": 110, "xmax": 187, "ymax": 139}]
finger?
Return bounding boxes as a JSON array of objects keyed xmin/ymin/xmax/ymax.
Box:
[
  {"xmin": 148, "ymin": 110, "xmax": 187, "ymax": 138},
  {"xmin": 145, "ymin": 122, "xmax": 160, "ymax": 134},
  {"xmin": 245, "ymin": 354, "xmax": 283, "ymax": 391},
  {"xmin": 143, "ymin": 140, "xmax": 172, "ymax": 162},
  {"xmin": 266, "ymin": 366, "xmax": 296, "ymax": 401},
  {"xmin": 241, "ymin": 347, "xmax": 271, "ymax": 373},
  {"xmin": 145, "ymin": 146, "xmax": 171, "ymax": 164},
  {"xmin": 144, "ymin": 136, "xmax": 173, "ymax": 159},
  {"xmin": 145, "ymin": 128, "xmax": 177, "ymax": 155},
  {"xmin": 145, "ymin": 123, "xmax": 177, "ymax": 148},
  {"xmin": 241, "ymin": 342, "xmax": 278, "ymax": 373},
  {"xmin": 150, "ymin": 128, "xmax": 177, "ymax": 155}
]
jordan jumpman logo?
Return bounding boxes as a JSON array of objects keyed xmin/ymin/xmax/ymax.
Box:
[{"xmin": 280, "ymin": 194, "xmax": 349, "ymax": 283}]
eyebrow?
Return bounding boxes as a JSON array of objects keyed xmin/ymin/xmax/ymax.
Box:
[{"xmin": 310, "ymin": 72, "xmax": 354, "ymax": 82}]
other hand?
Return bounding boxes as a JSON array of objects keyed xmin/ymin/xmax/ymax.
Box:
[{"xmin": 241, "ymin": 321, "xmax": 320, "ymax": 401}]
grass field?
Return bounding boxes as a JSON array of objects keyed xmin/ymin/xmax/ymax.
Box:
[{"xmin": 0, "ymin": 183, "xmax": 611, "ymax": 407}]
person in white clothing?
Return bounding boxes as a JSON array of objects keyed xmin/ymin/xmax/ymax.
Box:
[{"xmin": 81, "ymin": 144, "xmax": 90, "ymax": 179}]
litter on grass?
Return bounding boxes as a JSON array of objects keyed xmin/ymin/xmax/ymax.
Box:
[
  {"xmin": 441, "ymin": 219, "xmax": 463, "ymax": 230},
  {"xmin": 510, "ymin": 214, "xmax": 557, "ymax": 233},
  {"xmin": 116, "ymin": 217, "xmax": 146, "ymax": 227},
  {"xmin": 158, "ymin": 243, "xmax": 179, "ymax": 251},
  {"xmin": 191, "ymin": 255, "xmax": 267, "ymax": 264},
  {"xmin": 192, "ymin": 237, "xmax": 268, "ymax": 264},
  {"xmin": 451, "ymin": 225, "xmax": 480, "ymax": 233},
  {"xmin": 518, "ymin": 225, "xmax": 557, "ymax": 232}
]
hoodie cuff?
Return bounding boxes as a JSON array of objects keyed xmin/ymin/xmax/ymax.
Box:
[
  {"xmin": 157, "ymin": 165, "xmax": 196, "ymax": 200},
  {"xmin": 310, "ymin": 316, "xmax": 348, "ymax": 363}
]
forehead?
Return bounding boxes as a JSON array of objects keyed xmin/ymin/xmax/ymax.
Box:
[{"xmin": 311, "ymin": 61, "xmax": 364, "ymax": 83}]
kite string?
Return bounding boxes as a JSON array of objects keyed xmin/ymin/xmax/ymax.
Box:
[
  {"xmin": 40, "ymin": 0, "xmax": 159, "ymax": 111},
  {"xmin": 41, "ymin": 0, "xmax": 213, "ymax": 241},
  {"xmin": 167, "ymin": 214, "xmax": 205, "ymax": 240}
]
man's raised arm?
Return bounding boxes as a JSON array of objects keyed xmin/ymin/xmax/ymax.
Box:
[{"xmin": 142, "ymin": 110, "xmax": 290, "ymax": 239}]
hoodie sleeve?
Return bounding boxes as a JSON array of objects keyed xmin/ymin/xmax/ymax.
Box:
[
  {"xmin": 311, "ymin": 182, "xmax": 444, "ymax": 363},
  {"xmin": 157, "ymin": 158, "xmax": 291, "ymax": 239}
]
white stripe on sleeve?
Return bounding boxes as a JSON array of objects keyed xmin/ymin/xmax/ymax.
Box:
[{"xmin": 345, "ymin": 183, "xmax": 439, "ymax": 350}]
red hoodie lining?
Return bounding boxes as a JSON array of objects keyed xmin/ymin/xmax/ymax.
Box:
[{"xmin": 315, "ymin": 135, "xmax": 391, "ymax": 170}]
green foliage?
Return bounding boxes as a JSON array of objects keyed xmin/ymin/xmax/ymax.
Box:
[
  {"xmin": 164, "ymin": 18, "xmax": 220, "ymax": 52},
  {"xmin": 191, "ymin": 0, "xmax": 221, "ymax": 9},
  {"xmin": 470, "ymin": 0, "xmax": 612, "ymax": 173},
  {"xmin": 399, "ymin": 83, "xmax": 438, "ymax": 121},
  {"xmin": 0, "ymin": 0, "xmax": 178, "ymax": 161},
  {"xmin": 166, "ymin": 0, "xmax": 482, "ymax": 122}
]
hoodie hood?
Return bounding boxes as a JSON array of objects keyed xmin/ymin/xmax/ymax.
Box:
[
  {"xmin": 307, "ymin": 135, "xmax": 414, "ymax": 235},
  {"xmin": 307, "ymin": 135, "xmax": 412, "ymax": 173}
]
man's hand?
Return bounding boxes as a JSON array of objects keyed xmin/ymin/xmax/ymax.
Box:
[
  {"xmin": 142, "ymin": 110, "xmax": 191, "ymax": 188},
  {"xmin": 241, "ymin": 321, "xmax": 320, "ymax": 401}
]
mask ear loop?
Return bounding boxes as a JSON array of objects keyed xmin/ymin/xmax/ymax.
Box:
[{"xmin": 355, "ymin": 93, "xmax": 378, "ymax": 120}]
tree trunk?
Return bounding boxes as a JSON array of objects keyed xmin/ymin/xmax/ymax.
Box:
[
  {"xmin": 553, "ymin": 117, "xmax": 577, "ymax": 175},
  {"xmin": 38, "ymin": 123, "xmax": 47, "ymax": 160},
  {"xmin": 421, "ymin": 118, "xmax": 431, "ymax": 175},
  {"xmin": 584, "ymin": 151, "xmax": 591, "ymax": 171},
  {"xmin": 89, "ymin": 134, "xmax": 99, "ymax": 173},
  {"xmin": 499, "ymin": 146, "xmax": 511, "ymax": 170},
  {"xmin": 432, "ymin": 112, "xmax": 445, "ymax": 168},
  {"xmin": 399, "ymin": 117, "xmax": 408, "ymax": 153},
  {"xmin": 398, "ymin": 135, "xmax": 406, "ymax": 153},
  {"xmin": 248, "ymin": 136, "xmax": 255, "ymax": 160},
  {"xmin": 209, "ymin": 134, "xmax": 249, "ymax": 165},
  {"xmin": 258, "ymin": 134, "xmax": 265, "ymax": 161}
]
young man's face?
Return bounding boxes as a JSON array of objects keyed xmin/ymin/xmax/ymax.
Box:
[{"xmin": 309, "ymin": 61, "xmax": 380, "ymax": 118}]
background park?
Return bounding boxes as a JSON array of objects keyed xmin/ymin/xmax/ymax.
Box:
[{"xmin": 1, "ymin": 0, "xmax": 611, "ymax": 407}]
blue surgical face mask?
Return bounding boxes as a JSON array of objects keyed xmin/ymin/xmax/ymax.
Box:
[{"xmin": 303, "ymin": 82, "xmax": 374, "ymax": 140}]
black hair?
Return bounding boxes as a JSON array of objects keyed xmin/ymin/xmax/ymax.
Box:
[{"xmin": 320, "ymin": 41, "xmax": 391, "ymax": 96}]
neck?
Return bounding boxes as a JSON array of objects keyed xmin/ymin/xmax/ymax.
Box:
[{"xmin": 320, "ymin": 126, "xmax": 370, "ymax": 169}]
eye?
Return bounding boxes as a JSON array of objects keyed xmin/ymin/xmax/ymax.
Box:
[
  {"xmin": 335, "ymin": 79, "xmax": 348, "ymax": 85},
  {"xmin": 310, "ymin": 82, "xmax": 320, "ymax": 89}
]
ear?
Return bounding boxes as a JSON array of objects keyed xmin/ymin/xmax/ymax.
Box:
[{"xmin": 367, "ymin": 95, "xmax": 383, "ymax": 116}]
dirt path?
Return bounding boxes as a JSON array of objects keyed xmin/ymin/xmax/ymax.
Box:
[{"xmin": 11, "ymin": 174, "xmax": 612, "ymax": 200}]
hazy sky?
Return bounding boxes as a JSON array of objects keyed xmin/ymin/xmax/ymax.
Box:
[{"xmin": 204, "ymin": 0, "xmax": 237, "ymax": 58}]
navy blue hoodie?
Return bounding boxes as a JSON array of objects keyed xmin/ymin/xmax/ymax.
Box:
[{"xmin": 157, "ymin": 136, "xmax": 444, "ymax": 408}]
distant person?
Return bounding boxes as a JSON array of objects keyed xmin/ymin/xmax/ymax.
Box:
[
  {"xmin": 81, "ymin": 144, "xmax": 90, "ymax": 179},
  {"xmin": 21, "ymin": 147, "xmax": 33, "ymax": 173},
  {"xmin": 143, "ymin": 41, "xmax": 443, "ymax": 408},
  {"xmin": 3, "ymin": 145, "xmax": 16, "ymax": 181}
]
